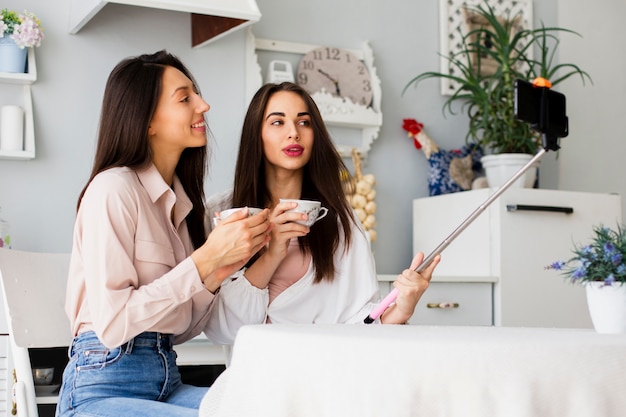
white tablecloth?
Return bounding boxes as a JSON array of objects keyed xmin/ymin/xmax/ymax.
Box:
[{"xmin": 200, "ymin": 324, "xmax": 626, "ymax": 417}]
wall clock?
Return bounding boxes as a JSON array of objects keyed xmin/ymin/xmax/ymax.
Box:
[{"xmin": 296, "ymin": 46, "xmax": 373, "ymax": 107}]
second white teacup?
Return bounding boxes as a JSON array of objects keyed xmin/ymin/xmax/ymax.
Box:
[
  {"xmin": 279, "ymin": 199, "xmax": 329, "ymax": 227},
  {"xmin": 213, "ymin": 207, "xmax": 263, "ymax": 226}
]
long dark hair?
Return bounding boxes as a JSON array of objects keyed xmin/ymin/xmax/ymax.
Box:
[
  {"xmin": 232, "ymin": 82, "xmax": 355, "ymax": 283},
  {"xmin": 77, "ymin": 50, "xmax": 208, "ymax": 249}
]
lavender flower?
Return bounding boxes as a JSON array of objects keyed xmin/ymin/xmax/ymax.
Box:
[
  {"xmin": 547, "ymin": 223, "xmax": 626, "ymax": 287},
  {"xmin": 546, "ymin": 261, "xmax": 565, "ymax": 270}
]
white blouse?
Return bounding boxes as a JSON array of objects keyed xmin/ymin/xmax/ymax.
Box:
[{"xmin": 203, "ymin": 190, "xmax": 382, "ymax": 344}]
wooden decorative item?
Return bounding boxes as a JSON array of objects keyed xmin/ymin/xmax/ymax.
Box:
[{"xmin": 345, "ymin": 148, "xmax": 377, "ymax": 242}]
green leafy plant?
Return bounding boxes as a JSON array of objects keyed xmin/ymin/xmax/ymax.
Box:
[
  {"xmin": 546, "ymin": 224, "xmax": 626, "ymax": 286},
  {"xmin": 0, "ymin": 9, "xmax": 44, "ymax": 48},
  {"xmin": 403, "ymin": 3, "xmax": 591, "ymax": 154}
]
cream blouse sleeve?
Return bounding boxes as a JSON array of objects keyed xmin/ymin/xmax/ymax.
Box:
[{"xmin": 204, "ymin": 269, "xmax": 269, "ymax": 344}]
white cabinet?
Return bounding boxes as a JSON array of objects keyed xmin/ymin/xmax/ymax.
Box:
[
  {"xmin": 0, "ymin": 47, "xmax": 36, "ymax": 160},
  {"xmin": 412, "ymin": 188, "xmax": 622, "ymax": 328},
  {"xmin": 378, "ymin": 275, "xmax": 495, "ymax": 325}
]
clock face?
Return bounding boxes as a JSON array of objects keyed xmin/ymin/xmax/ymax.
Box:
[{"xmin": 296, "ymin": 46, "xmax": 373, "ymax": 107}]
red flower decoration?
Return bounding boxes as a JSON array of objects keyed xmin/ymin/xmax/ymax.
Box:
[{"xmin": 402, "ymin": 118, "xmax": 424, "ymax": 149}]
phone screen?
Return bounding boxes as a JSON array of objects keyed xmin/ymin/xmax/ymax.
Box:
[{"xmin": 514, "ymin": 79, "xmax": 540, "ymax": 125}]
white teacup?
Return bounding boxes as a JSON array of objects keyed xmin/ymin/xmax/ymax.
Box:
[
  {"xmin": 213, "ymin": 207, "xmax": 263, "ymax": 226},
  {"xmin": 279, "ymin": 199, "xmax": 329, "ymax": 227}
]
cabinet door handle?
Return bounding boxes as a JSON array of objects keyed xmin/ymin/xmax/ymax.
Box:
[
  {"xmin": 506, "ymin": 204, "xmax": 574, "ymax": 214},
  {"xmin": 426, "ymin": 302, "xmax": 460, "ymax": 309}
]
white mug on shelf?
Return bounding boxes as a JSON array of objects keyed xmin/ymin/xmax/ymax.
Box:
[{"xmin": 0, "ymin": 105, "xmax": 24, "ymax": 152}]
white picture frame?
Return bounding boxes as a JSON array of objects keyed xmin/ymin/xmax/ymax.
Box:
[{"xmin": 438, "ymin": 0, "xmax": 533, "ymax": 95}]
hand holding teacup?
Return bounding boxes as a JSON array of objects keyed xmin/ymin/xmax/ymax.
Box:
[
  {"xmin": 213, "ymin": 207, "xmax": 263, "ymax": 226},
  {"xmin": 197, "ymin": 206, "xmax": 271, "ymax": 291},
  {"xmin": 260, "ymin": 199, "xmax": 328, "ymax": 262},
  {"xmin": 279, "ymin": 199, "xmax": 329, "ymax": 227}
]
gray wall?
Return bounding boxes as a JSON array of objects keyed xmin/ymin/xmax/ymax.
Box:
[
  {"xmin": 557, "ymin": 0, "xmax": 626, "ymax": 199},
  {"xmin": 0, "ymin": 0, "xmax": 620, "ymax": 275}
]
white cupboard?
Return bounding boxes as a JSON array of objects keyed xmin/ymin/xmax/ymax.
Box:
[{"xmin": 409, "ymin": 188, "xmax": 622, "ymax": 328}]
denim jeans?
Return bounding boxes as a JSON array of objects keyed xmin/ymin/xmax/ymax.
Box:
[{"xmin": 56, "ymin": 331, "xmax": 209, "ymax": 417}]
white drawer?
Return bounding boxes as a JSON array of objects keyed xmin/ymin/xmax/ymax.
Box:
[
  {"xmin": 378, "ymin": 281, "xmax": 493, "ymax": 326},
  {"xmin": 413, "ymin": 282, "xmax": 492, "ymax": 326}
]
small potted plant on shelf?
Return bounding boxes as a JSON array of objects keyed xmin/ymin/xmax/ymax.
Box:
[
  {"xmin": 0, "ymin": 8, "xmax": 44, "ymax": 73},
  {"xmin": 546, "ymin": 224, "xmax": 626, "ymax": 334},
  {"xmin": 403, "ymin": 3, "xmax": 590, "ymax": 188}
]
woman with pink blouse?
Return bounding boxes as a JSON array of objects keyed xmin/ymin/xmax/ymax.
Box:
[{"xmin": 56, "ymin": 50, "xmax": 271, "ymax": 417}]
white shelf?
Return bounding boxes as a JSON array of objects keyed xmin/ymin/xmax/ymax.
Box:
[
  {"xmin": 68, "ymin": 0, "xmax": 261, "ymax": 47},
  {"xmin": 35, "ymin": 393, "xmax": 59, "ymax": 405},
  {"xmin": 310, "ymin": 91, "xmax": 383, "ymax": 128},
  {"xmin": 0, "ymin": 48, "xmax": 36, "ymax": 160}
]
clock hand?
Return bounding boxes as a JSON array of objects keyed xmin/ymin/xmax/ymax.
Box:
[
  {"xmin": 317, "ymin": 69, "xmax": 341, "ymax": 96},
  {"xmin": 317, "ymin": 69, "xmax": 336, "ymax": 83}
]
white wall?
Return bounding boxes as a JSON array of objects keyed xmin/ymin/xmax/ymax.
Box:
[
  {"xmin": 0, "ymin": 0, "xmax": 249, "ymax": 251},
  {"xmin": 557, "ymin": 0, "xmax": 626, "ymax": 211},
  {"xmin": 2, "ymin": 0, "xmax": 612, "ymax": 276}
]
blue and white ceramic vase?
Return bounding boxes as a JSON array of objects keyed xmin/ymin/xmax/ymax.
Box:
[{"xmin": 0, "ymin": 36, "xmax": 28, "ymax": 73}]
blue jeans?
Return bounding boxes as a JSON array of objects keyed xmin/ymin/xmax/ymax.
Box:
[{"xmin": 55, "ymin": 331, "xmax": 208, "ymax": 417}]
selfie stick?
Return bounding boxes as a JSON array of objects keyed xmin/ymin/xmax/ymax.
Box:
[
  {"xmin": 364, "ymin": 78, "xmax": 566, "ymax": 324},
  {"xmin": 364, "ymin": 126, "xmax": 566, "ymax": 324},
  {"xmin": 362, "ymin": 149, "xmax": 546, "ymax": 323}
]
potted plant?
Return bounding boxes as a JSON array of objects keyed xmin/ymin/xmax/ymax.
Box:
[
  {"xmin": 0, "ymin": 9, "xmax": 44, "ymax": 73},
  {"xmin": 403, "ymin": 3, "xmax": 590, "ymax": 187},
  {"xmin": 546, "ymin": 224, "xmax": 626, "ymax": 334}
]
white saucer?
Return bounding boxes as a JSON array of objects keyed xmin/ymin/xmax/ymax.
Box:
[{"xmin": 35, "ymin": 384, "xmax": 60, "ymax": 396}]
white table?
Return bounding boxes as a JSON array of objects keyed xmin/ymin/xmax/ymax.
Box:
[{"xmin": 200, "ymin": 324, "xmax": 626, "ymax": 417}]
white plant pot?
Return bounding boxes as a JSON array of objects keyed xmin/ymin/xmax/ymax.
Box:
[
  {"xmin": 481, "ymin": 153, "xmax": 538, "ymax": 188},
  {"xmin": 586, "ymin": 282, "xmax": 626, "ymax": 334}
]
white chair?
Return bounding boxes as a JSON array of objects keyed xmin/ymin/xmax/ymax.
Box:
[
  {"xmin": 0, "ymin": 247, "xmax": 231, "ymax": 417},
  {"xmin": 0, "ymin": 248, "xmax": 72, "ymax": 417}
]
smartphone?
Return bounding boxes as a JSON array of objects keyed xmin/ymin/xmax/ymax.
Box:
[{"xmin": 514, "ymin": 79, "xmax": 568, "ymax": 139}]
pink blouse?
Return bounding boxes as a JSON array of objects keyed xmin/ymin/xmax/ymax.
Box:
[
  {"xmin": 65, "ymin": 164, "xmax": 215, "ymax": 349},
  {"xmin": 268, "ymin": 238, "xmax": 311, "ymax": 304}
]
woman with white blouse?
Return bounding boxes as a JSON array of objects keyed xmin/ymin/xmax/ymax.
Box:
[{"xmin": 204, "ymin": 82, "xmax": 439, "ymax": 343}]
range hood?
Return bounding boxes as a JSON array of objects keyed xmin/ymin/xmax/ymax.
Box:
[{"xmin": 69, "ymin": 0, "xmax": 261, "ymax": 47}]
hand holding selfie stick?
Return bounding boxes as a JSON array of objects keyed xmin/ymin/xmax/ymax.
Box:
[{"xmin": 364, "ymin": 78, "xmax": 566, "ymax": 324}]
